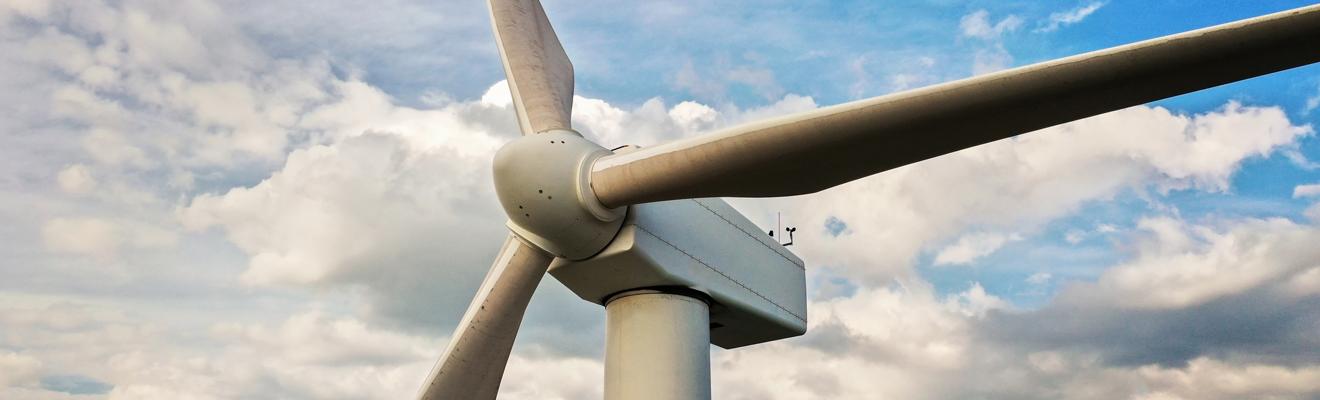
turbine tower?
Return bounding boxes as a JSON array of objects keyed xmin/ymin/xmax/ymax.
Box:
[{"xmin": 418, "ymin": 1, "xmax": 1320, "ymax": 399}]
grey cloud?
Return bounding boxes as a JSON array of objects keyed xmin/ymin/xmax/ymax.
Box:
[
  {"xmin": 809, "ymin": 270, "xmax": 859, "ymax": 301},
  {"xmin": 39, "ymin": 374, "xmax": 113, "ymax": 395},
  {"xmin": 181, "ymin": 131, "xmax": 509, "ymax": 330},
  {"xmin": 974, "ymin": 216, "xmax": 1320, "ymax": 370},
  {"xmin": 1, "ymin": 300, "xmax": 439, "ymax": 399},
  {"xmin": 790, "ymin": 316, "xmax": 861, "ymax": 357},
  {"xmin": 711, "ymin": 214, "xmax": 1320, "ymax": 399},
  {"xmin": 979, "ymin": 288, "xmax": 1320, "ymax": 368},
  {"xmin": 517, "ymin": 281, "xmax": 608, "ymax": 358},
  {"xmin": 225, "ymin": 0, "xmax": 497, "ymax": 104}
]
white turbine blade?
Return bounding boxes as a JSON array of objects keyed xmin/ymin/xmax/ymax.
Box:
[
  {"xmin": 489, "ymin": 0, "xmax": 574, "ymax": 135},
  {"xmin": 589, "ymin": 4, "xmax": 1320, "ymax": 208},
  {"xmin": 417, "ymin": 234, "xmax": 553, "ymax": 400}
]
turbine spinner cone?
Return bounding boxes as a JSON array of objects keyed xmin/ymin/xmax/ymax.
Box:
[{"xmin": 492, "ymin": 130, "xmax": 626, "ymax": 260}]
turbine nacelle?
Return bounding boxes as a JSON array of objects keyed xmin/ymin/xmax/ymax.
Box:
[{"xmin": 550, "ymin": 197, "xmax": 808, "ymax": 348}]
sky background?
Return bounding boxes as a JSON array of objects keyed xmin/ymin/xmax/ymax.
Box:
[{"xmin": 3, "ymin": 0, "xmax": 1320, "ymax": 399}]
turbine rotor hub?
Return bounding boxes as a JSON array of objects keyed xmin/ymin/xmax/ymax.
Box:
[{"xmin": 492, "ymin": 130, "xmax": 626, "ymax": 260}]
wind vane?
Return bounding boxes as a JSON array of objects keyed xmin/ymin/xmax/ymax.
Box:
[{"xmin": 769, "ymin": 212, "xmax": 796, "ymax": 247}]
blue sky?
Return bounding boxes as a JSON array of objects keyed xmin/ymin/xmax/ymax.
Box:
[
  {"xmin": 330, "ymin": 1, "xmax": 1320, "ymax": 108},
  {"xmin": 3, "ymin": 1, "xmax": 1320, "ymax": 399}
]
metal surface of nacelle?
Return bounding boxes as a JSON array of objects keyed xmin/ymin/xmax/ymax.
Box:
[{"xmin": 549, "ymin": 198, "xmax": 807, "ymax": 349}]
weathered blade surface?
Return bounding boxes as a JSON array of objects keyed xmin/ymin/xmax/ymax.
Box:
[
  {"xmin": 489, "ymin": 0, "xmax": 575, "ymax": 135},
  {"xmin": 590, "ymin": 4, "xmax": 1320, "ymax": 208},
  {"xmin": 416, "ymin": 234, "xmax": 553, "ymax": 400}
]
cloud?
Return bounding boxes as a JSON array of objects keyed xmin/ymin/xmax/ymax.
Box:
[
  {"xmin": 40, "ymin": 216, "xmax": 177, "ymax": 261},
  {"xmin": 671, "ymin": 57, "xmax": 788, "ymax": 102},
  {"xmin": 1026, "ymin": 272, "xmax": 1052, "ymax": 285},
  {"xmin": 971, "ymin": 45, "xmax": 1014, "ymax": 75},
  {"xmin": 55, "ymin": 164, "xmax": 95, "ymax": 195},
  {"xmin": 220, "ymin": 0, "xmax": 492, "ymax": 103},
  {"xmin": 668, "ymin": 101, "xmax": 719, "ymax": 133},
  {"xmin": 960, "ymin": 10, "xmax": 1023, "ymax": 40},
  {"xmin": 41, "ymin": 217, "xmax": 121, "ymax": 258},
  {"xmin": 673, "ymin": 60, "xmax": 722, "ymax": 100},
  {"xmin": 571, "ymin": 88, "xmax": 817, "ymax": 149},
  {"xmin": 958, "ymin": 10, "xmax": 1022, "ymax": 75},
  {"xmin": 2, "ymin": 0, "xmax": 521, "ymax": 352},
  {"xmin": 40, "ymin": 374, "xmax": 113, "ymax": 395},
  {"xmin": 212, "ymin": 311, "xmax": 435, "ymax": 367},
  {"xmin": 0, "ymin": 0, "xmax": 51, "ymax": 21},
  {"xmin": 0, "ymin": 298, "xmax": 598, "ymax": 400},
  {"xmin": 847, "ymin": 54, "xmax": 942, "ymax": 99},
  {"xmin": 497, "ymin": 354, "xmax": 602, "ymax": 400},
  {"xmin": 479, "ymin": 80, "xmax": 514, "ymax": 108},
  {"xmin": 0, "ymin": 300, "xmax": 438, "ymax": 400},
  {"xmin": 1294, "ymin": 183, "xmax": 1320, "ymax": 198},
  {"xmin": 933, "ymin": 232, "xmax": 1021, "ymax": 265},
  {"xmin": 1037, "ymin": 2, "xmax": 1107, "ymax": 33},
  {"xmin": 1063, "ymin": 229, "xmax": 1086, "ymax": 244},
  {"xmin": 3, "ymin": 0, "xmax": 338, "ymax": 172},
  {"xmin": 80, "ymin": 129, "xmax": 153, "ymax": 170},
  {"xmin": 980, "ymin": 216, "xmax": 1320, "ymax": 369},
  {"xmin": 1134, "ymin": 358, "xmax": 1320, "ymax": 400},
  {"xmin": 725, "ymin": 65, "xmax": 784, "ymax": 100},
  {"xmin": 1090, "ymin": 217, "xmax": 1320, "ymax": 309},
  {"xmin": 0, "ymin": 351, "xmax": 42, "ymax": 389},
  {"xmin": 713, "ymin": 284, "xmax": 992, "ymax": 399},
  {"xmin": 756, "ymin": 101, "xmax": 1309, "ymax": 286},
  {"xmin": 179, "ymin": 125, "xmax": 509, "ymax": 328},
  {"xmin": 711, "ymin": 215, "xmax": 1320, "ymax": 399},
  {"xmin": 947, "ymin": 283, "xmax": 1012, "ymax": 317}
]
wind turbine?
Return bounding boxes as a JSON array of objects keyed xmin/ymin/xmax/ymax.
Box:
[{"xmin": 418, "ymin": 1, "xmax": 1320, "ymax": 399}]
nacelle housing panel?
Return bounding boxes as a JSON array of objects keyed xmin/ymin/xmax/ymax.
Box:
[{"xmin": 549, "ymin": 198, "xmax": 806, "ymax": 349}]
